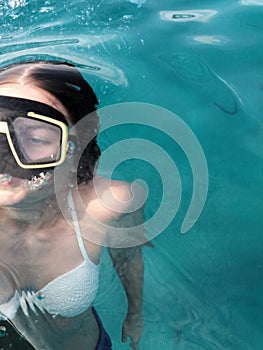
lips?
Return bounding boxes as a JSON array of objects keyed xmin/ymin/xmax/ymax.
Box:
[
  {"xmin": 0, "ymin": 174, "xmax": 25, "ymax": 186},
  {"xmin": 0, "ymin": 171, "xmax": 53, "ymax": 191}
]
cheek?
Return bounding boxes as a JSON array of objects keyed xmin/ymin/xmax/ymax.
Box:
[{"xmin": 0, "ymin": 136, "xmax": 47, "ymax": 180}]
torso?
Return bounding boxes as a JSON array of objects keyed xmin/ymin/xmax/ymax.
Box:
[
  {"xmin": 0, "ymin": 176, "xmax": 131, "ymax": 349},
  {"xmin": 0, "ymin": 180, "xmax": 106, "ymax": 293}
]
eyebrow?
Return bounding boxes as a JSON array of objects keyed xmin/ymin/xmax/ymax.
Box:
[{"xmin": 21, "ymin": 125, "xmax": 60, "ymax": 137}]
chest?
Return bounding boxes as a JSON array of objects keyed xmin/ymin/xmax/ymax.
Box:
[{"xmin": 0, "ymin": 218, "xmax": 101, "ymax": 291}]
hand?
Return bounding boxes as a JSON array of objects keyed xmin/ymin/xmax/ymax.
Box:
[{"xmin": 122, "ymin": 312, "xmax": 144, "ymax": 350}]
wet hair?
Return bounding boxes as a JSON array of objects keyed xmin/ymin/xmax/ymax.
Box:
[{"xmin": 0, "ymin": 60, "xmax": 101, "ymax": 183}]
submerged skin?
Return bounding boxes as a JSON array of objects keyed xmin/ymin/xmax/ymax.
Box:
[{"xmin": 0, "ymin": 84, "xmax": 144, "ymax": 350}]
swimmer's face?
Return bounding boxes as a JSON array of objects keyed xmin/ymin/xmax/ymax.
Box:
[{"xmin": 0, "ymin": 83, "xmax": 70, "ymax": 206}]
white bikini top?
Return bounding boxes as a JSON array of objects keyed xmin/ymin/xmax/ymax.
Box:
[{"xmin": 0, "ymin": 190, "xmax": 100, "ymax": 320}]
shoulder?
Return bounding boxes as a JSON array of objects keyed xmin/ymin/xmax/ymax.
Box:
[
  {"xmin": 78, "ymin": 176, "xmax": 147, "ymax": 247},
  {"xmin": 79, "ymin": 176, "xmax": 145, "ymax": 222}
]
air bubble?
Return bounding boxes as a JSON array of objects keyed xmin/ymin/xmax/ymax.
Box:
[{"xmin": 0, "ymin": 326, "xmax": 7, "ymax": 337}]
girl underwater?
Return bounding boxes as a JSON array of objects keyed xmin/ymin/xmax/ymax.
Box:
[{"xmin": 0, "ymin": 60, "xmax": 146, "ymax": 350}]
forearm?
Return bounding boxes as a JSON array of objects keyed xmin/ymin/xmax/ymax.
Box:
[{"xmin": 109, "ymin": 247, "xmax": 144, "ymax": 314}]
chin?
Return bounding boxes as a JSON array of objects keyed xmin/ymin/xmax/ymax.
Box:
[
  {"xmin": 0, "ymin": 179, "xmax": 55, "ymax": 211},
  {"xmin": 0, "ymin": 185, "xmax": 28, "ymax": 207}
]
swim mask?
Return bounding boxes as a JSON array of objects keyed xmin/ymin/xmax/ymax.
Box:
[{"xmin": 0, "ymin": 95, "xmax": 70, "ymax": 181}]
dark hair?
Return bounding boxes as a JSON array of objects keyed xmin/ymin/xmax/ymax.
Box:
[{"xmin": 0, "ymin": 60, "xmax": 101, "ymax": 183}]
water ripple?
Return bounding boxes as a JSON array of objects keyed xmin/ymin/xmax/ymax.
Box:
[
  {"xmin": 158, "ymin": 53, "xmax": 243, "ymax": 115},
  {"xmin": 160, "ymin": 9, "xmax": 218, "ymax": 23},
  {"xmin": 0, "ymin": 34, "xmax": 128, "ymax": 86},
  {"xmin": 0, "ymin": 38, "xmax": 79, "ymax": 55},
  {"xmin": 240, "ymin": 0, "xmax": 263, "ymax": 5}
]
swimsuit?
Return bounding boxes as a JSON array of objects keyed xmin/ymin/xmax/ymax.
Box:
[
  {"xmin": 0, "ymin": 190, "xmax": 100, "ymax": 320},
  {"xmin": 0, "ymin": 311, "xmax": 112, "ymax": 350},
  {"xmin": 92, "ymin": 308, "xmax": 112, "ymax": 350}
]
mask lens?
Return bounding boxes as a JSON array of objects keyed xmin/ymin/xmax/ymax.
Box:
[{"xmin": 13, "ymin": 117, "xmax": 62, "ymax": 164}]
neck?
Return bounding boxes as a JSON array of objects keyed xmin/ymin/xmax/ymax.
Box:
[{"xmin": 0, "ymin": 194, "xmax": 61, "ymax": 229}]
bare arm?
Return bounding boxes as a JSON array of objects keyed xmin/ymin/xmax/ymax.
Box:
[
  {"xmin": 107, "ymin": 202, "xmax": 148, "ymax": 349},
  {"xmin": 108, "ymin": 245, "xmax": 144, "ymax": 350},
  {"xmin": 107, "ymin": 200, "xmax": 147, "ymax": 316},
  {"xmin": 108, "ymin": 245, "xmax": 144, "ymax": 315},
  {"xmin": 94, "ymin": 180, "xmax": 150, "ymax": 348}
]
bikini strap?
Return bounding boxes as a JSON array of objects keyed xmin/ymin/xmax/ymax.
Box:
[{"xmin": 67, "ymin": 190, "xmax": 90, "ymax": 262}]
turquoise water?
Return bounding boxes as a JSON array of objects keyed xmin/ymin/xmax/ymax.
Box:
[{"xmin": 1, "ymin": 0, "xmax": 263, "ymax": 349}]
